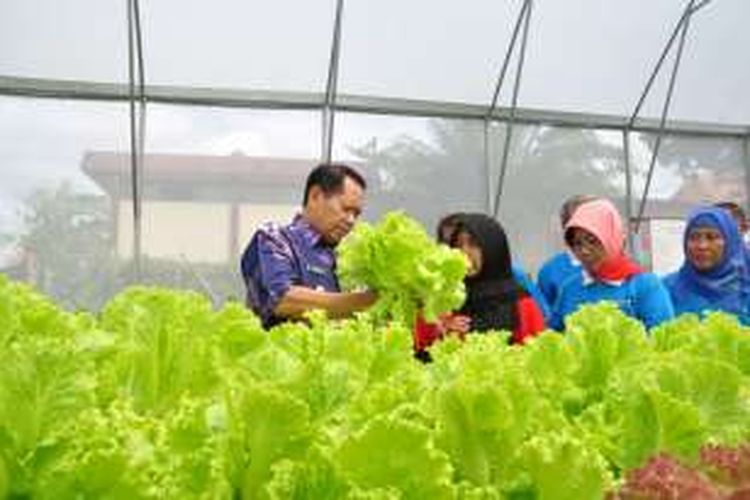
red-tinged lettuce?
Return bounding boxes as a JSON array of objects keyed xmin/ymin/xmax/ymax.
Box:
[
  {"xmin": 613, "ymin": 453, "xmax": 720, "ymax": 500},
  {"xmin": 702, "ymin": 444, "xmax": 750, "ymax": 486},
  {"xmin": 700, "ymin": 444, "xmax": 750, "ymax": 495},
  {"xmin": 614, "ymin": 444, "xmax": 750, "ymax": 499},
  {"xmin": 337, "ymin": 211, "xmax": 467, "ymax": 325}
]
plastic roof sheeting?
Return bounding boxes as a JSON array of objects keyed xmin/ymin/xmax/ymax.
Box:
[
  {"xmin": 0, "ymin": 0, "xmax": 748, "ymax": 126},
  {"xmin": 0, "ymin": 0, "xmax": 128, "ymax": 82},
  {"xmin": 141, "ymin": 0, "xmax": 335, "ymax": 91},
  {"xmin": 338, "ymin": 0, "xmax": 522, "ymax": 105}
]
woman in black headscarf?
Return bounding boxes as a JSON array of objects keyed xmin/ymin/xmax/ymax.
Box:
[
  {"xmin": 415, "ymin": 213, "xmax": 546, "ymax": 356},
  {"xmin": 453, "ymin": 213, "xmax": 546, "ymax": 337},
  {"xmin": 454, "ymin": 213, "xmax": 523, "ymax": 332}
]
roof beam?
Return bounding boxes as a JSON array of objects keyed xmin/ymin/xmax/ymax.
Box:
[{"xmin": 0, "ymin": 75, "xmax": 747, "ymax": 137}]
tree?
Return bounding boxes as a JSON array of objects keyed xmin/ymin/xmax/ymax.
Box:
[
  {"xmin": 19, "ymin": 182, "xmax": 118, "ymax": 309},
  {"xmin": 17, "ymin": 182, "xmax": 244, "ymax": 310},
  {"xmin": 349, "ymin": 119, "xmax": 623, "ymax": 272}
]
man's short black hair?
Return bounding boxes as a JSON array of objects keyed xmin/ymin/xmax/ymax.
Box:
[{"xmin": 302, "ymin": 163, "xmax": 366, "ymax": 206}]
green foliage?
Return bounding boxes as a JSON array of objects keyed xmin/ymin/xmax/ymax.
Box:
[
  {"xmin": 337, "ymin": 211, "xmax": 467, "ymax": 325},
  {"xmin": 335, "ymin": 414, "xmax": 454, "ymax": 499},
  {"xmin": 516, "ymin": 432, "xmax": 611, "ymax": 500},
  {"xmin": 2, "ymin": 275, "xmax": 750, "ymax": 499}
]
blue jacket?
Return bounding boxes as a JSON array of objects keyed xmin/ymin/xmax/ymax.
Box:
[
  {"xmin": 663, "ymin": 272, "xmax": 750, "ymax": 325},
  {"xmin": 662, "ymin": 206, "xmax": 750, "ymax": 326},
  {"xmin": 512, "ymin": 265, "xmax": 551, "ymax": 322},
  {"xmin": 549, "ymin": 271, "xmax": 675, "ymax": 331},
  {"xmin": 537, "ymin": 252, "xmax": 580, "ymax": 316}
]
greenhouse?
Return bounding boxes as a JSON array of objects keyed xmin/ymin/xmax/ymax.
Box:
[
  {"xmin": 2, "ymin": 1, "xmax": 750, "ymax": 498},
  {"xmin": 0, "ymin": 0, "xmax": 748, "ymax": 308}
]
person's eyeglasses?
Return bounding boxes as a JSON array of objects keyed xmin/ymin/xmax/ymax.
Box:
[{"xmin": 569, "ymin": 233, "xmax": 600, "ymax": 249}]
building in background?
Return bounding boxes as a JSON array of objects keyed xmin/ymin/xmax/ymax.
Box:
[{"xmin": 82, "ymin": 151, "xmax": 324, "ymax": 264}]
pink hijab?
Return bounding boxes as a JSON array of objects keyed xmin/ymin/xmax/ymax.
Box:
[{"xmin": 564, "ymin": 199, "xmax": 643, "ymax": 281}]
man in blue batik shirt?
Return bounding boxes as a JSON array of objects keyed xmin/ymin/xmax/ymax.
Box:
[{"xmin": 241, "ymin": 164, "xmax": 377, "ymax": 328}]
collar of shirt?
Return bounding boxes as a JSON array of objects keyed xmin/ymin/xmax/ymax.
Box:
[
  {"xmin": 290, "ymin": 214, "xmax": 326, "ymax": 249},
  {"xmin": 581, "ymin": 267, "xmax": 624, "ymax": 287},
  {"xmin": 565, "ymin": 250, "xmax": 582, "ymax": 267}
]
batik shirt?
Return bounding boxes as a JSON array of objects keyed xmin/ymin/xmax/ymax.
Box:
[{"xmin": 240, "ymin": 215, "xmax": 339, "ymax": 328}]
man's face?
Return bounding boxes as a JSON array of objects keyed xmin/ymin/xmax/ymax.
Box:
[
  {"xmin": 687, "ymin": 226, "xmax": 725, "ymax": 272},
  {"xmin": 307, "ymin": 177, "xmax": 364, "ymax": 245}
]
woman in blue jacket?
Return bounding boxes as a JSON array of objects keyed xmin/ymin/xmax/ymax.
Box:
[
  {"xmin": 663, "ymin": 206, "xmax": 750, "ymax": 325},
  {"xmin": 537, "ymin": 194, "xmax": 598, "ymax": 315},
  {"xmin": 550, "ymin": 199, "xmax": 674, "ymax": 331}
]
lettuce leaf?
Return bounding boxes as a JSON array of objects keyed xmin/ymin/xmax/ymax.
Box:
[{"xmin": 337, "ymin": 211, "xmax": 467, "ymax": 324}]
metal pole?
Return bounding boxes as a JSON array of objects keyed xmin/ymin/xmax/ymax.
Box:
[
  {"xmin": 690, "ymin": 0, "xmax": 714, "ymax": 14},
  {"xmin": 127, "ymin": 0, "xmax": 142, "ymax": 281},
  {"xmin": 628, "ymin": 0, "xmax": 697, "ymax": 128},
  {"xmin": 493, "ymin": 0, "xmax": 533, "ymax": 217},
  {"xmin": 133, "ymin": 0, "xmax": 148, "ymax": 279},
  {"xmin": 483, "ymin": 0, "xmax": 529, "ymax": 215},
  {"xmin": 133, "ymin": 0, "xmax": 146, "ymax": 94},
  {"xmin": 622, "ymin": 129, "xmax": 635, "ymax": 252},
  {"xmin": 321, "ymin": 0, "xmax": 345, "ymax": 163},
  {"xmin": 483, "ymin": 118, "xmax": 493, "ymax": 212},
  {"xmin": 634, "ymin": 7, "xmax": 692, "ymax": 233},
  {"xmin": 486, "ymin": 0, "xmax": 530, "ymax": 118}
]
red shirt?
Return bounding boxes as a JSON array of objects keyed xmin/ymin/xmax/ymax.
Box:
[{"xmin": 414, "ymin": 296, "xmax": 546, "ymax": 351}]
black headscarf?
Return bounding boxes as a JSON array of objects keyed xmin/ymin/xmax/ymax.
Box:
[
  {"xmin": 436, "ymin": 212, "xmax": 465, "ymax": 245},
  {"xmin": 450, "ymin": 213, "xmax": 524, "ymax": 333}
]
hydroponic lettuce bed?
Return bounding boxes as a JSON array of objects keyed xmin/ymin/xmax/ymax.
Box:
[{"xmin": 2, "ymin": 275, "xmax": 750, "ymax": 499}]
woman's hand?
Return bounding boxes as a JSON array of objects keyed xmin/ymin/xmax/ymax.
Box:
[{"xmin": 439, "ymin": 313, "xmax": 471, "ymax": 335}]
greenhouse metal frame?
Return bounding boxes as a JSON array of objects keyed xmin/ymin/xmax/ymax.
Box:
[{"xmin": 1, "ymin": 0, "xmax": 749, "ymax": 306}]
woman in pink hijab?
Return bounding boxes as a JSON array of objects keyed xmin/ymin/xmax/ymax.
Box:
[{"xmin": 549, "ymin": 198, "xmax": 674, "ymax": 330}]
